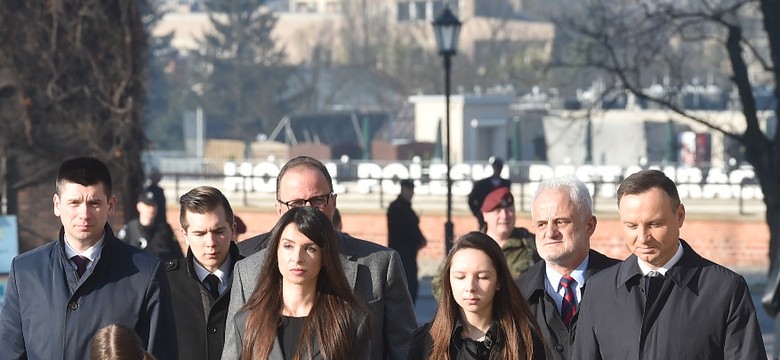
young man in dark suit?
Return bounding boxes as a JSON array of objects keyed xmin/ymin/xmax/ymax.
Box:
[
  {"xmin": 572, "ymin": 170, "xmax": 766, "ymax": 359},
  {"xmin": 516, "ymin": 175, "xmax": 619, "ymax": 360},
  {"xmin": 167, "ymin": 186, "xmax": 243, "ymax": 360},
  {"xmin": 224, "ymin": 156, "xmax": 417, "ymax": 360},
  {"xmin": 0, "ymin": 156, "xmax": 177, "ymax": 360}
]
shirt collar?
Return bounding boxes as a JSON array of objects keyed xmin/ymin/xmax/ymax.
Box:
[
  {"xmin": 545, "ymin": 253, "xmax": 590, "ymax": 290},
  {"xmin": 192, "ymin": 253, "xmax": 233, "ymax": 284},
  {"xmin": 637, "ymin": 241, "xmax": 684, "ymax": 276},
  {"xmin": 64, "ymin": 235, "xmax": 105, "ymax": 262}
]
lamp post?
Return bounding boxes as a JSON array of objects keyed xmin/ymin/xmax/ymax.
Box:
[{"xmin": 433, "ymin": 7, "xmax": 461, "ymax": 254}]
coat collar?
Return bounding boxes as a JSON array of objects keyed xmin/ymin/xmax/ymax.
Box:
[
  {"xmin": 338, "ymin": 233, "xmax": 359, "ymax": 288},
  {"xmin": 519, "ymin": 249, "xmax": 618, "ymax": 302},
  {"xmin": 185, "ymin": 241, "xmax": 242, "ymax": 282},
  {"xmin": 616, "ymin": 239, "xmax": 702, "ymax": 295}
]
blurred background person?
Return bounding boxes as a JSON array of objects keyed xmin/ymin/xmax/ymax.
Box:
[
  {"xmin": 468, "ymin": 157, "xmax": 510, "ymax": 230},
  {"xmin": 387, "ymin": 179, "xmax": 426, "ymax": 304},
  {"xmin": 222, "ymin": 206, "xmax": 370, "ymax": 359},
  {"xmin": 144, "ymin": 168, "xmax": 167, "ymax": 226},
  {"xmin": 233, "ymin": 215, "xmax": 247, "ymax": 242},
  {"xmin": 118, "ymin": 189, "xmax": 183, "ymax": 261},
  {"xmin": 433, "ymin": 186, "xmax": 539, "ymax": 298},
  {"xmin": 407, "ymin": 232, "xmax": 546, "ymax": 360}
]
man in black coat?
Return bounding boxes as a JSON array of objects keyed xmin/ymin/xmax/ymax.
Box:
[
  {"xmin": 387, "ymin": 179, "xmax": 427, "ymax": 303},
  {"xmin": 571, "ymin": 170, "xmax": 766, "ymax": 359},
  {"xmin": 167, "ymin": 186, "xmax": 243, "ymax": 360},
  {"xmin": 516, "ymin": 176, "xmax": 619, "ymax": 360},
  {"xmin": 468, "ymin": 157, "xmax": 511, "ymax": 230}
]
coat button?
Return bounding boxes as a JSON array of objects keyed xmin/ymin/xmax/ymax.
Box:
[
  {"xmin": 209, "ymin": 326, "xmax": 217, "ymax": 334},
  {"xmin": 68, "ymin": 302, "xmax": 79, "ymax": 310},
  {"xmin": 554, "ymin": 344, "xmax": 564, "ymax": 352}
]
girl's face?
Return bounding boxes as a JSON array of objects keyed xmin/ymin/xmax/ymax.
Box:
[
  {"xmin": 277, "ymin": 223, "xmax": 322, "ymax": 288},
  {"xmin": 449, "ymin": 248, "xmax": 498, "ymax": 321}
]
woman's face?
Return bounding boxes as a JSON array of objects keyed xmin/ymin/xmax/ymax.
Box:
[
  {"xmin": 449, "ymin": 248, "xmax": 498, "ymax": 321},
  {"xmin": 277, "ymin": 223, "xmax": 322, "ymax": 288}
]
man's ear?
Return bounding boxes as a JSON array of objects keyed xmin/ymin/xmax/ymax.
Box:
[
  {"xmin": 180, "ymin": 228, "xmax": 190, "ymax": 246},
  {"xmin": 53, "ymin": 194, "xmax": 60, "ymax": 217}
]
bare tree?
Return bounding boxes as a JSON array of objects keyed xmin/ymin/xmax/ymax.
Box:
[
  {"xmin": 0, "ymin": 0, "xmax": 147, "ymax": 249},
  {"xmin": 556, "ymin": 0, "xmax": 780, "ymax": 271}
]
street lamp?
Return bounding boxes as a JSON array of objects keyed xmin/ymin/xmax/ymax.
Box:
[{"xmin": 432, "ymin": 6, "xmax": 461, "ymax": 254}]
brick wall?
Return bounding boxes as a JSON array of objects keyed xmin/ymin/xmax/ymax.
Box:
[{"xmin": 167, "ymin": 208, "xmax": 771, "ymax": 274}]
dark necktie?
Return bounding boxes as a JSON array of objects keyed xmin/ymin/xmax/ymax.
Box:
[
  {"xmin": 203, "ymin": 274, "xmax": 221, "ymax": 299},
  {"xmin": 645, "ymin": 271, "xmax": 664, "ymax": 306},
  {"xmin": 71, "ymin": 255, "xmax": 89, "ymax": 278},
  {"xmin": 560, "ymin": 275, "xmax": 577, "ymax": 326}
]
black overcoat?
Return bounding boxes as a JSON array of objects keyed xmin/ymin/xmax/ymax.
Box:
[
  {"xmin": 167, "ymin": 242, "xmax": 242, "ymax": 360},
  {"xmin": 571, "ymin": 240, "xmax": 766, "ymax": 360},
  {"xmin": 515, "ymin": 249, "xmax": 619, "ymax": 360}
]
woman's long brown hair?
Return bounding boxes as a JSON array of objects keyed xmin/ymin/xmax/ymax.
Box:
[
  {"xmin": 239, "ymin": 207, "xmax": 366, "ymax": 360},
  {"xmin": 428, "ymin": 231, "xmax": 544, "ymax": 360}
]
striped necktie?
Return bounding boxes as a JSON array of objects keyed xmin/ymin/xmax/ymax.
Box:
[{"xmin": 560, "ymin": 275, "xmax": 577, "ymax": 326}]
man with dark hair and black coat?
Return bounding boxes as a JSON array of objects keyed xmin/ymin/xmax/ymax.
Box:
[
  {"xmin": 118, "ymin": 189, "xmax": 183, "ymax": 260},
  {"xmin": 571, "ymin": 170, "xmax": 765, "ymax": 359},
  {"xmin": 166, "ymin": 186, "xmax": 243, "ymax": 360},
  {"xmin": 387, "ymin": 179, "xmax": 427, "ymax": 303},
  {"xmin": 516, "ymin": 176, "xmax": 619, "ymax": 360},
  {"xmin": 468, "ymin": 156, "xmax": 511, "ymax": 230}
]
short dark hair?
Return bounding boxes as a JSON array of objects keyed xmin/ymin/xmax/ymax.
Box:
[
  {"xmin": 399, "ymin": 179, "xmax": 414, "ymax": 189},
  {"xmin": 179, "ymin": 186, "xmax": 234, "ymax": 230},
  {"xmin": 617, "ymin": 170, "xmax": 681, "ymax": 210},
  {"xmin": 56, "ymin": 157, "xmax": 112, "ymax": 196},
  {"xmin": 276, "ymin": 156, "xmax": 334, "ymax": 197}
]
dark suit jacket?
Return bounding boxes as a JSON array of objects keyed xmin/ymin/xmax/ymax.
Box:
[
  {"xmin": 228, "ymin": 304, "xmax": 372, "ymax": 359},
  {"xmin": 167, "ymin": 242, "xmax": 243, "ymax": 360},
  {"xmin": 236, "ymin": 232, "xmax": 270, "ymax": 256},
  {"xmin": 515, "ymin": 250, "xmax": 619, "ymax": 360},
  {"xmin": 0, "ymin": 225, "xmax": 177, "ymax": 360},
  {"xmin": 224, "ymin": 233, "xmax": 417, "ymax": 360},
  {"xmin": 571, "ymin": 240, "xmax": 766, "ymax": 360}
]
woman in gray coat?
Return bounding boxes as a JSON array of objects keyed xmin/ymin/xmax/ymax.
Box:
[{"xmin": 229, "ymin": 206, "xmax": 370, "ymax": 359}]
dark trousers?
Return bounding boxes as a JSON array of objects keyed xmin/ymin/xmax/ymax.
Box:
[{"xmin": 399, "ymin": 252, "xmax": 419, "ymax": 304}]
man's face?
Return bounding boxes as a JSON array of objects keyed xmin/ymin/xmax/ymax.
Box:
[
  {"xmin": 276, "ymin": 167, "xmax": 336, "ymax": 221},
  {"xmin": 619, "ymin": 187, "xmax": 684, "ymax": 269},
  {"xmin": 53, "ymin": 182, "xmax": 115, "ymax": 248},
  {"xmin": 482, "ymin": 205, "xmax": 515, "ymax": 240},
  {"xmin": 181, "ymin": 205, "xmax": 234, "ymax": 272},
  {"xmin": 532, "ymin": 190, "xmax": 595, "ymax": 268}
]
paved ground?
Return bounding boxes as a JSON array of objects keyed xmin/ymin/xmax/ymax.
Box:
[{"xmin": 413, "ymin": 273, "xmax": 776, "ymax": 357}]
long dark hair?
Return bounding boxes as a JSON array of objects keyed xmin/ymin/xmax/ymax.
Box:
[
  {"xmin": 429, "ymin": 231, "xmax": 544, "ymax": 360},
  {"xmin": 89, "ymin": 324, "xmax": 156, "ymax": 360},
  {"xmin": 240, "ymin": 207, "xmax": 365, "ymax": 360}
]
